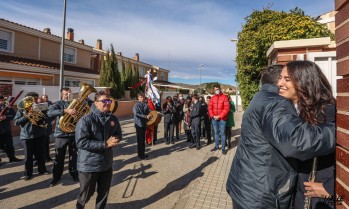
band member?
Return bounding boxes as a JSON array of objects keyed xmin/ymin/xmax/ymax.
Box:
[
  {"xmin": 190, "ymin": 94, "xmax": 202, "ymax": 149},
  {"xmin": 0, "ymin": 95, "xmax": 21, "ymax": 163},
  {"xmin": 47, "ymin": 88, "xmax": 79, "ymax": 186},
  {"xmin": 75, "ymin": 90, "xmax": 121, "ymax": 209},
  {"xmin": 14, "ymin": 92, "xmax": 49, "ymax": 180},
  {"xmin": 183, "ymin": 96, "xmax": 193, "ymax": 143},
  {"xmin": 41, "ymin": 94, "xmax": 53, "ymax": 162},
  {"xmin": 133, "ymin": 93, "xmax": 151, "ymax": 159}
]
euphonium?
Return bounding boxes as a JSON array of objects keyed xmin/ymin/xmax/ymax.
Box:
[
  {"xmin": 17, "ymin": 96, "xmax": 48, "ymax": 128},
  {"xmin": 59, "ymin": 81, "xmax": 97, "ymax": 133}
]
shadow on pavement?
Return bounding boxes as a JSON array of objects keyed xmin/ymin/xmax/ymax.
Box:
[{"xmin": 108, "ymin": 156, "xmax": 218, "ymax": 209}]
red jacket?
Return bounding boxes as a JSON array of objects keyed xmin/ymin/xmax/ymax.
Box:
[{"xmin": 208, "ymin": 93, "xmax": 230, "ymax": 121}]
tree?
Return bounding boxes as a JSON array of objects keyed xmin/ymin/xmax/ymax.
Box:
[
  {"xmin": 99, "ymin": 44, "xmax": 123, "ymax": 99},
  {"xmin": 236, "ymin": 8, "xmax": 333, "ymax": 109},
  {"xmin": 205, "ymin": 82, "xmax": 221, "ymax": 94}
]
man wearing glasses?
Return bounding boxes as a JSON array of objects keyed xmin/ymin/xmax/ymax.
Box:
[
  {"xmin": 75, "ymin": 90, "xmax": 121, "ymax": 209},
  {"xmin": 47, "ymin": 87, "xmax": 80, "ymax": 186}
]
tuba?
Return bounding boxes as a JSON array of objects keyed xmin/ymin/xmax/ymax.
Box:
[
  {"xmin": 17, "ymin": 96, "xmax": 48, "ymax": 128},
  {"xmin": 59, "ymin": 81, "xmax": 97, "ymax": 133}
]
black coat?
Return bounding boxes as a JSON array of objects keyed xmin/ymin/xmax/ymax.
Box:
[
  {"xmin": 13, "ymin": 108, "xmax": 47, "ymax": 140},
  {"xmin": 0, "ymin": 104, "xmax": 15, "ymax": 134},
  {"xmin": 75, "ymin": 106, "xmax": 122, "ymax": 172},
  {"xmin": 190, "ymin": 101, "xmax": 202, "ymax": 125},
  {"xmin": 226, "ymin": 84, "xmax": 336, "ymax": 209},
  {"xmin": 47, "ymin": 100, "xmax": 75, "ymax": 138},
  {"xmin": 294, "ymin": 104, "xmax": 336, "ymax": 209},
  {"xmin": 163, "ymin": 102, "xmax": 177, "ymax": 123}
]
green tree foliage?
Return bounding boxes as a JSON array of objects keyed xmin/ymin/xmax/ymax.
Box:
[
  {"xmin": 130, "ymin": 66, "xmax": 141, "ymax": 99},
  {"xmin": 99, "ymin": 44, "xmax": 123, "ymax": 99},
  {"xmin": 236, "ymin": 8, "xmax": 333, "ymax": 109}
]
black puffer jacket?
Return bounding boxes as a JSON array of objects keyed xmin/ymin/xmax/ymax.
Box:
[
  {"xmin": 226, "ymin": 84, "xmax": 336, "ymax": 209},
  {"xmin": 0, "ymin": 105, "xmax": 15, "ymax": 134},
  {"xmin": 294, "ymin": 104, "xmax": 336, "ymax": 209},
  {"xmin": 75, "ymin": 106, "xmax": 122, "ymax": 172}
]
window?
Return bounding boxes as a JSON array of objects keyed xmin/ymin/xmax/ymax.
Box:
[
  {"xmin": 64, "ymin": 47, "xmax": 76, "ymax": 63},
  {"xmin": 139, "ymin": 66, "xmax": 145, "ymax": 77},
  {"xmin": 64, "ymin": 79, "xmax": 94, "ymax": 87},
  {"xmin": 14, "ymin": 78, "xmax": 40, "ymax": 85},
  {"xmin": 0, "ymin": 29, "xmax": 13, "ymax": 53}
]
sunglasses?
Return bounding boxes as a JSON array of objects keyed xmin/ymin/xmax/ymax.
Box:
[{"xmin": 97, "ymin": 99, "xmax": 112, "ymax": 104}]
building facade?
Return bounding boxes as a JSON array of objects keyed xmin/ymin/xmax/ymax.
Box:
[{"xmin": 0, "ymin": 18, "xmax": 169, "ymax": 99}]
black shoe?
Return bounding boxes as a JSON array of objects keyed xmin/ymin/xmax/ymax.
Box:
[
  {"xmin": 21, "ymin": 175, "xmax": 32, "ymax": 181},
  {"xmin": 210, "ymin": 147, "xmax": 219, "ymax": 152},
  {"xmin": 189, "ymin": 143, "xmax": 196, "ymax": 148},
  {"xmin": 9, "ymin": 157, "xmax": 22, "ymax": 162},
  {"xmin": 222, "ymin": 150, "xmax": 227, "ymax": 155},
  {"xmin": 171, "ymin": 141, "xmax": 175, "ymax": 144},
  {"xmin": 49, "ymin": 178, "xmax": 60, "ymax": 187},
  {"xmin": 165, "ymin": 141, "xmax": 170, "ymax": 145},
  {"xmin": 196, "ymin": 145, "xmax": 201, "ymax": 150}
]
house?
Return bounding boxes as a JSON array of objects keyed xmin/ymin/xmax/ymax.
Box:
[{"xmin": 266, "ymin": 37, "xmax": 340, "ymax": 96}]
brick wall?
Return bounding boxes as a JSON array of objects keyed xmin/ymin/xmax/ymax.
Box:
[{"xmin": 335, "ymin": 0, "xmax": 349, "ymax": 208}]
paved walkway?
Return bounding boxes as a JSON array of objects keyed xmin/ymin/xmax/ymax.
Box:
[{"xmin": 0, "ymin": 110, "xmax": 243, "ymax": 209}]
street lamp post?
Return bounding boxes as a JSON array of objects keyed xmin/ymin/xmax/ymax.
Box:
[
  {"xmin": 199, "ymin": 64, "xmax": 204, "ymax": 94},
  {"xmin": 231, "ymin": 38, "xmax": 238, "ymax": 111},
  {"xmin": 59, "ymin": 0, "xmax": 67, "ymax": 96}
]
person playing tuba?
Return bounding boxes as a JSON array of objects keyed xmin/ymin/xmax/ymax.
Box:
[
  {"xmin": 14, "ymin": 92, "xmax": 50, "ymax": 180},
  {"xmin": 47, "ymin": 84, "xmax": 95, "ymax": 187}
]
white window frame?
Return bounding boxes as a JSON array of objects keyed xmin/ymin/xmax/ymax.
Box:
[
  {"xmin": 64, "ymin": 78, "xmax": 95, "ymax": 87},
  {"xmin": 0, "ymin": 28, "xmax": 14, "ymax": 53},
  {"xmin": 64, "ymin": 47, "xmax": 77, "ymax": 64}
]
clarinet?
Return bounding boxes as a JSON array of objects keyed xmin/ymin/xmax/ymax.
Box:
[
  {"xmin": 0, "ymin": 90, "xmax": 24, "ymax": 115},
  {"xmin": 304, "ymin": 157, "xmax": 318, "ymax": 209}
]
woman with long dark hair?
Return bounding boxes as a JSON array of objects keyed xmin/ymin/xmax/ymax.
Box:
[{"xmin": 278, "ymin": 60, "xmax": 335, "ymax": 209}]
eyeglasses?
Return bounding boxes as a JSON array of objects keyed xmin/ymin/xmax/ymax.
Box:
[{"xmin": 97, "ymin": 99, "xmax": 112, "ymax": 104}]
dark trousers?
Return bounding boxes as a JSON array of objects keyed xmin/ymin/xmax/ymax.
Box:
[
  {"xmin": 185, "ymin": 129, "xmax": 192, "ymax": 142},
  {"xmin": 153, "ymin": 125, "xmax": 158, "ymax": 142},
  {"xmin": 0, "ymin": 132, "xmax": 15, "ymax": 159},
  {"xmin": 44, "ymin": 134, "xmax": 51, "ymax": 160},
  {"xmin": 174, "ymin": 121, "xmax": 180, "ymax": 139},
  {"xmin": 22, "ymin": 137, "xmax": 46, "ymax": 177},
  {"xmin": 191, "ymin": 123, "xmax": 201, "ymax": 147},
  {"xmin": 52, "ymin": 136, "xmax": 78, "ymax": 180},
  {"xmin": 76, "ymin": 168, "xmax": 113, "ymax": 209},
  {"xmin": 164, "ymin": 121, "xmax": 174, "ymax": 143},
  {"xmin": 135, "ymin": 125, "xmax": 146, "ymax": 158},
  {"xmin": 203, "ymin": 118, "xmax": 212, "ymax": 143}
]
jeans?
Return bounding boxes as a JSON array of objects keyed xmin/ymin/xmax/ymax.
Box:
[{"xmin": 211, "ymin": 119, "xmax": 227, "ymax": 151}]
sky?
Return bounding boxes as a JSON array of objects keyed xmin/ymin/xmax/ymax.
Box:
[{"xmin": 0, "ymin": 0, "xmax": 334, "ymax": 85}]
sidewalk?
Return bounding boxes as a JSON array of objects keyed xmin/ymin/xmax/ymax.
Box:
[{"xmin": 175, "ymin": 110, "xmax": 243, "ymax": 209}]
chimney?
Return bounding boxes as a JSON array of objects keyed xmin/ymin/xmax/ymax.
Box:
[
  {"xmin": 79, "ymin": 39, "xmax": 85, "ymax": 45},
  {"xmin": 133, "ymin": 53, "xmax": 139, "ymax": 61},
  {"xmin": 67, "ymin": 28, "xmax": 74, "ymax": 41},
  {"xmin": 96, "ymin": 39, "xmax": 102, "ymax": 50},
  {"xmin": 43, "ymin": 28, "xmax": 51, "ymax": 35},
  {"xmin": 117, "ymin": 52, "xmax": 122, "ymax": 56}
]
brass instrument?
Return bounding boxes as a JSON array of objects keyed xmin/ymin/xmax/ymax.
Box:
[
  {"xmin": 17, "ymin": 96, "xmax": 48, "ymax": 128},
  {"xmin": 304, "ymin": 157, "xmax": 318, "ymax": 209},
  {"xmin": 59, "ymin": 81, "xmax": 97, "ymax": 133}
]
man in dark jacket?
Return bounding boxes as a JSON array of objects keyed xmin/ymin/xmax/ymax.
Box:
[
  {"xmin": 0, "ymin": 95, "xmax": 21, "ymax": 163},
  {"xmin": 75, "ymin": 90, "xmax": 121, "ymax": 209},
  {"xmin": 133, "ymin": 93, "xmax": 151, "ymax": 159},
  {"xmin": 14, "ymin": 92, "xmax": 49, "ymax": 180},
  {"xmin": 47, "ymin": 87, "xmax": 79, "ymax": 186},
  {"xmin": 226, "ymin": 65, "xmax": 336, "ymax": 209},
  {"xmin": 190, "ymin": 94, "xmax": 202, "ymax": 150}
]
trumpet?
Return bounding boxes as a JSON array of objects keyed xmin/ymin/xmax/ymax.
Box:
[{"xmin": 17, "ymin": 96, "xmax": 48, "ymax": 128}]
